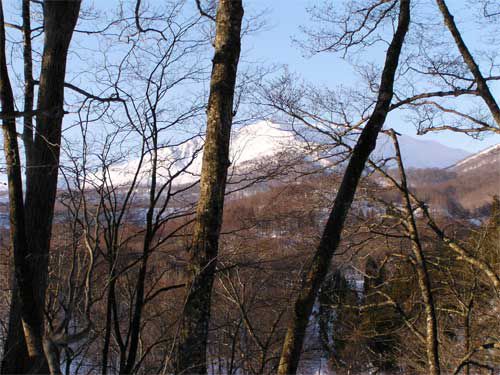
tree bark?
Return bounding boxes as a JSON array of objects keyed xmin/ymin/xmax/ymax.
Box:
[
  {"xmin": 390, "ymin": 131, "xmax": 441, "ymax": 375},
  {"xmin": 174, "ymin": 1, "xmax": 244, "ymax": 373},
  {"xmin": 277, "ymin": 1, "xmax": 411, "ymax": 373},
  {"xmin": 1, "ymin": 1, "xmax": 37, "ymax": 371},
  {"xmin": 24, "ymin": 1, "xmax": 81, "ymax": 313},
  {"xmin": 1, "ymin": 290, "xmax": 30, "ymax": 374},
  {"xmin": 1, "ymin": 1, "xmax": 81, "ymax": 373},
  {"xmin": 0, "ymin": 0, "xmax": 48, "ymax": 372},
  {"xmin": 435, "ymin": 0, "xmax": 500, "ymax": 127}
]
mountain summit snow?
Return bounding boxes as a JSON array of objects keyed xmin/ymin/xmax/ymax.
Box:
[{"xmin": 99, "ymin": 120, "xmax": 471, "ymax": 188}]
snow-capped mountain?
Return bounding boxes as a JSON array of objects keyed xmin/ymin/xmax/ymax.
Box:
[
  {"xmin": 99, "ymin": 121, "xmax": 305, "ymax": 188},
  {"xmin": 100, "ymin": 120, "xmax": 471, "ymax": 188},
  {"xmin": 449, "ymin": 143, "xmax": 500, "ymax": 174}
]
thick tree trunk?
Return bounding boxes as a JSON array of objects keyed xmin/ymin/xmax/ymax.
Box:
[
  {"xmin": 1, "ymin": 1, "xmax": 38, "ymax": 371},
  {"xmin": 174, "ymin": 1, "xmax": 243, "ymax": 373},
  {"xmin": 435, "ymin": 0, "xmax": 500, "ymax": 127},
  {"xmin": 24, "ymin": 0, "xmax": 81, "ymax": 319},
  {"xmin": 277, "ymin": 1, "xmax": 411, "ymax": 373},
  {"xmin": 1, "ymin": 290, "xmax": 29, "ymax": 374},
  {"xmin": 0, "ymin": 0, "xmax": 48, "ymax": 371},
  {"xmin": 1, "ymin": 1, "xmax": 81, "ymax": 373},
  {"xmin": 391, "ymin": 132, "xmax": 441, "ymax": 375}
]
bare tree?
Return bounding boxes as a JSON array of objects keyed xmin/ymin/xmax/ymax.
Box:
[
  {"xmin": 277, "ymin": 1, "xmax": 411, "ymax": 373},
  {"xmin": 435, "ymin": 0, "xmax": 500, "ymax": 128},
  {"xmin": 388, "ymin": 131, "xmax": 440, "ymax": 374},
  {"xmin": 175, "ymin": 1, "xmax": 244, "ymax": 373},
  {"xmin": 1, "ymin": 0, "xmax": 81, "ymax": 372},
  {"xmin": 55, "ymin": 3, "xmax": 210, "ymax": 373}
]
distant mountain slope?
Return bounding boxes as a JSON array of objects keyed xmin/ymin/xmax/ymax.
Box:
[
  {"xmin": 450, "ymin": 144, "xmax": 500, "ymax": 174},
  {"xmin": 101, "ymin": 121, "xmax": 471, "ymax": 188},
  {"xmin": 450, "ymin": 144, "xmax": 500, "ymax": 210},
  {"xmin": 409, "ymin": 143, "xmax": 500, "ymax": 212},
  {"xmin": 373, "ymin": 133, "xmax": 470, "ymax": 169}
]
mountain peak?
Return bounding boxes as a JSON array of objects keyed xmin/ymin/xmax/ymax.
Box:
[
  {"xmin": 91, "ymin": 120, "xmax": 472, "ymax": 188},
  {"xmin": 231, "ymin": 121, "xmax": 300, "ymax": 165}
]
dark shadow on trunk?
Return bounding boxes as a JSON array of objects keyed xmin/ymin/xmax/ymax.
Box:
[
  {"xmin": 1, "ymin": 1, "xmax": 81, "ymax": 373},
  {"xmin": 277, "ymin": 1, "xmax": 411, "ymax": 373}
]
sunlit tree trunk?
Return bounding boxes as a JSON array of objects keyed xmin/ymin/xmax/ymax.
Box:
[
  {"xmin": 175, "ymin": 1, "xmax": 244, "ymax": 373},
  {"xmin": 390, "ymin": 131, "xmax": 441, "ymax": 375}
]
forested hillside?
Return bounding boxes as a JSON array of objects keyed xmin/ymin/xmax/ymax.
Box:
[{"xmin": 0, "ymin": 1, "xmax": 499, "ymax": 374}]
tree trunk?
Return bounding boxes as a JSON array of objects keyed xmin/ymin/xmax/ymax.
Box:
[
  {"xmin": 1, "ymin": 1, "xmax": 39, "ymax": 371},
  {"xmin": 277, "ymin": 1, "xmax": 411, "ymax": 373},
  {"xmin": 24, "ymin": 0, "xmax": 81, "ymax": 320},
  {"xmin": 464, "ymin": 300, "xmax": 473, "ymax": 375},
  {"xmin": 174, "ymin": 1, "xmax": 244, "ymax": 373},
  {"xmin": 1, "ymin": 290, "xmax": 30, "ymax": 374},
  {"xmin": 390, "ymin": 131, "xmax": 441, "ymax": 375},
  {"xmin": 0, "ymin": 0, "xmax": 48, "ymax": 371},
  {"xmin": 101, "ymin": 276, "xmax": 115, "ymax": 375},
  {"xmin": 1, "ymin": 1, "xmax": 81, "ymax": 373},
  {"xmin": 435, "ymin": 0, "xmax": 500, "ymax": 127},
  {"xmin": 121, "ymin": 142, "xmax": 157, "ymax": 374}
]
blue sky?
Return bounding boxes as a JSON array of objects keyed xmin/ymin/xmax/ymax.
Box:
[
  {"xmin": 239, "ymin": 0, "xmax": 500, "ymax": 153},
  {"xmin": 3, "ymin": 0, "xmax": 499, "ymax": 155}
]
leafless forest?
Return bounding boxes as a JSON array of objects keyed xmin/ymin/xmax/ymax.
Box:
[{"xmin": 0, "ymin": 0, "xmax": 499, "ymax": 374}]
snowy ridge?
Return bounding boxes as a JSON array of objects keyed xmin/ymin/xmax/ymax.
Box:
[
  {"xmin": 0, "ymin": 121, "xmax": 472, "ymax": 190},
  {"xmin": 450, "ymin": 143, "xmax": 500, "ymax": 173},
  {"xmin": 98, "ymin": 121, "xmax": 305, "ymax": 188},
  {"xmin": 99, "ymin": 120, "xmax": 471, "ymax": 188},
  {"xmin": 0, "ymin": 121, "xmax": 473, "ymax": 191}
]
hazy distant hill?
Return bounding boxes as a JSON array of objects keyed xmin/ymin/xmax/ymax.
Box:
[{"xmin": 408, "ymin": 144, "xmax": 500, "ymax": 212}]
